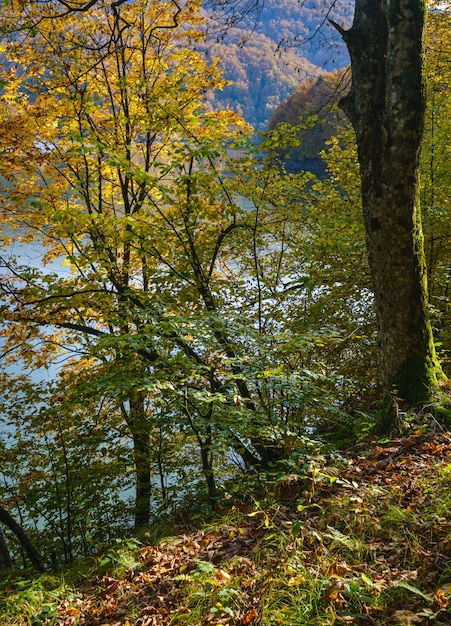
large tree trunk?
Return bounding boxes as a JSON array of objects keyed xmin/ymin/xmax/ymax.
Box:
[{"xmin": 334, "ymin": 0, "xmax": 444, "ymax": 428}]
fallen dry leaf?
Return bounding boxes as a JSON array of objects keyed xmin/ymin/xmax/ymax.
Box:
[
  {"xmin": 215, "ymin": 568, "xmax": 231, "ymax": 581},
  {"xmin": 242, "ymin": 608, "xmax": 259, "ymax": 623}
]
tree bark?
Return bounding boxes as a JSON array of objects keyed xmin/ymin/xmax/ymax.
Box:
[
  {"xmin": 0, "ymin": 505, "xmax": 45, "ymax": 572},
  {"xmin": 198, "ymin": 424, "xmax": 218, "ymax": 504},
  {"xmin": 128, "ymin": 394, "xmax": 152, "ymax": 529},
  {"xmin": 0, "ymin": 526, "xmax": 12, "ymax": 570},
  {"xmin": 334, "ymin": 0, "xmax": 445, "ymax": 427}
]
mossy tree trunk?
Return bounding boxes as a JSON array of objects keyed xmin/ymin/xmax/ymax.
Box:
[{"xmin": 333, "ymin": 0, "xmax": 445, "ymax": 429}]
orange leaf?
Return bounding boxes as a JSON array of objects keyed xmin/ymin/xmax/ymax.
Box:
[
  {"xmin": 434, "ymin": 587, "xmax": 450, "ymax": 608},
  {"xmin": 242, "ymin": 608, "xmax": 259, "ymax": 623},
  {"xmin": 215, "ymin": 568, "xmax": 231, "ymax": 581}
]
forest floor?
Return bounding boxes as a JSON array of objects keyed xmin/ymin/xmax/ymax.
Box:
[{"xmin": 2, "ymin": 424, "xmax": 451, "ymax": 625}]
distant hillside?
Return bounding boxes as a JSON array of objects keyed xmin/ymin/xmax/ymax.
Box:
[
  {"xmin": 268, "ymin": 70, "xmax": 349, "ymax": 173},
  {"xmin": 205, "ymin": 0, "xmax": 351, "ymax": 128},
  {"xmin": 238, "ymin": 0, "xmax": 351, "ymax": 69},
  {"xmin": 206, "ymin": 30, "xmax": 321, "ymax": 129}
]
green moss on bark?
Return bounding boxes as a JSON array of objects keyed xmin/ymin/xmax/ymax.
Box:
[{"xmin": 394, "ymin": 351, "xmax": 442, "ymax": 406}]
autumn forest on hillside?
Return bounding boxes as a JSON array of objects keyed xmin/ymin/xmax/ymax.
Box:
[{"xmin": 0, "ymin": 0, "xmax": 450, "ymax": 624}]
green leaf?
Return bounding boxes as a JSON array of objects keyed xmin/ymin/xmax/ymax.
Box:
[
  {"xmin": 360, "ymin": 572, "xmax": 373, "ymax": 587},
  {"xmin": 396, "ymin": 581, "xmax": 433, "ymax": 604},
  {"xmin": 291, "ymin": 520, "xmax": 303, "ymax": 537}
]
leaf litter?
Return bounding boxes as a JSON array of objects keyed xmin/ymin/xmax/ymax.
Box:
[{"xmin": 29, "ymin": 430, "xmax": 451, "ymax": 624}]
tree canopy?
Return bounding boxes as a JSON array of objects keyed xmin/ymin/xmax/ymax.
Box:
[{"xmin": 0, "ymin": 0, "xmax": 364, "ymax": 563}]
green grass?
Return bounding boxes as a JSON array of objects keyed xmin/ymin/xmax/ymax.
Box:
[{"xmin": 0, "ymin": 575, "xmax": 75, "ymax": 626}]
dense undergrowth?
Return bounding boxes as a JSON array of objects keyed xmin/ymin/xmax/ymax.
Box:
[{"xmin": 1, "ymin": 422, "xmax": 451, "ymax": 626}]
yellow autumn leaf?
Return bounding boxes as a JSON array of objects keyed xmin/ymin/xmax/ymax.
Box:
[{"xmin": 287, "ymin": 574, "xmax": 305, "ymax": 587}]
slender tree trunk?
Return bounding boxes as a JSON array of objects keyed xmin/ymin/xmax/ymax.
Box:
[
  {"xmin": 333, "ymin": 0, "xmax": 445, "ymax": 429},
  {"xmin": 199, "ymin": 426, "xmax": 218, "ymax": 504},
  {"xmin": 131, "ymin": 429, "xmax": 152, "ymax": 529},
  {"xmin": 0, "ymin": 526, "xmax": 12, "ymax": 570},
  {"xmin": 128, "ymin": 394, "xmax": 151, "ymax": 529},
  {"xmin": 0, "ymin": 505, "xmax": 45, "ymax": 572},
  {"xmin": 182, "ymin": 398, "xmax": 219, "ymax": 503}
]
